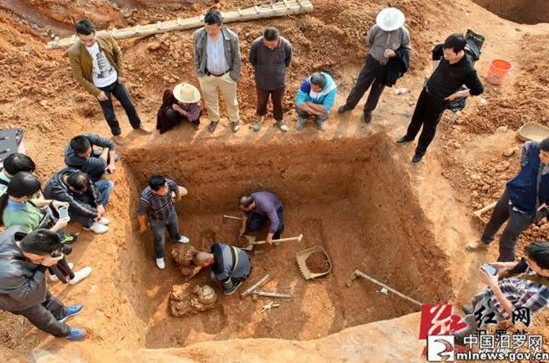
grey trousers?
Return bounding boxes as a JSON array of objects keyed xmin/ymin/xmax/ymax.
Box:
[
  {"xmin": 481, "ymin": 188, "xmax": 535, "ymax": 262},
  {"xmin": 10, "ymin": 290, "xmax": 70, "ymax": 337}
]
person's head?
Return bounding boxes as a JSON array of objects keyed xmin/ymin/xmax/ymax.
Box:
[
  {"xmin": 3, "ymin": 153, "xmax": 36, "ymax": 177},
  {"xmin": 310, "ymin": 72, "xmax": 327, "ymax": 92},
  {"xmin": 66, "ymin": 171, "xmax": 90, "ymax": 194},
  {"xmin": 238, "ymin": 195, "xmax": 256, "ymax": 212},
  {"xmin": 148, "ymin": 175, "xmax": 169, "ymax": 196},
  {"xmin": 540, "ymin": 137, "xmax": 549, "ymax": 165},
  {"xmin": 525, "ymin": 241, "xmax": 549, "ymax": 277},
  {"xmin": 70, "ymin": 135, "xmax": 92, "ymax": 157},
  {"xmin": 263, "ymin": 27, "xmax": 280, "ymax": 50},
  {"xmin": 193, "ymin": 251, "xmax": 214, "ymax": 267},
  {"xmin": 75, "ymin": 19, "xmax": 97, "ymax": 48},
  {"xmin": 16, "ymin": 229, "xmax": 63, "ymax": 264},
  {"xmin": 442, "ymin": 33, "xmax": 466, "ymax": 64},
  {"xmin": 7, "ymin": 172, "xmax": 41, "ymax": 201},
  {"xmin": 203, "ymin": 9, "xmax": 223, "ymax": 37}
]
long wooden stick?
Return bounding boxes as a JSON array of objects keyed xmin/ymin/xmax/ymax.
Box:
[
  {"xmin": 253, "ymin": 290, "xmax": 291, "ymax": 298},
  {"xmin": 251, "ymin": 234, "xmax": 303, "ymax": 245},
  {"xmin": 240, "ymin": 274, "xmax": 270, "ymax": 298},
  {"xmin": 223, "ymin": 215, "xmax": 243, "ymax": 221},
  {"xmin": 352, "ymin": 270, "xmax": 422, "ymax": 307}
]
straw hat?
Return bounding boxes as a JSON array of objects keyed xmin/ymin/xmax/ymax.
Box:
[
  {"xmin": 173, "ymin": 83, "xmax": 201, "ymax": 103},
  {"xmin": 376, "ymin": 8, "xmax": 405, "ymax": 32}
]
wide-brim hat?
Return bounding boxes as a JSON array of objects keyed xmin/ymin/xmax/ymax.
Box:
[
  {"xmin": 173, "ymin": 82, "xmax": 201, "ymax": 103},
  {"xmin": 376, "ymin": 7, "xmax": 405, "ymax": 32}
]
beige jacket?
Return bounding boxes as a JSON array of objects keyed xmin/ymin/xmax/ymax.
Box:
[{"xmin": 67, "ymin": 34, "xmax": 123, "ymax": 97}]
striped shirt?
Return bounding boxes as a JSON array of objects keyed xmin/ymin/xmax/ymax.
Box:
[
  {"xmin": 206, "ymin": 34, "xmax": 229, "ymax": 75},
  {"xmin": 137, "ymin": 179, "xmax": 177, "ymax": 221}
]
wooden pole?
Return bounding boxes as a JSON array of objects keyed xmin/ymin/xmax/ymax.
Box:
[{"xmin": 352, "ymin": 270, "xmax": 423, "ymax": 307}]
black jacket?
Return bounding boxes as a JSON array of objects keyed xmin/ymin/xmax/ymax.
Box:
[{"xmin": 383, "ymin": 47, "xmax": 410, "ymax": 87}]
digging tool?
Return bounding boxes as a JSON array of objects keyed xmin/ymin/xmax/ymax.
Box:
[
  {"xmin": 296, "ymin": 245, "xmax": 332, "ymax": 280},
  {"xmin": 472, "ymin": 201, "xmax": 497, "ymax": 223},
  {"xmin": 252, "ymin": 290, "xmax": 291, "ymax": 298},
  {"xmin": 223, "ymin": 215, "xmax": 243, "ymax": 221},
  {"xmin": 260, "ymin": 301, "xmax": 280, "ymax": 313},
  {"xmin": 242, "ymin": 234, "xmax": 304, "ymax": 251},
  {"xmin": 346, "ymin": 269, "xmax": 423, "ymax": 307},
  {"xmin": 240, "ymin": 274, "xmax": 271, "ymax": 298}
]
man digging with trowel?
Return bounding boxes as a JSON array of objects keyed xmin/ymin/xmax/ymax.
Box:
[{"xmin": 238, "ymin": 191, "xmax": 284, "ymax": 246}]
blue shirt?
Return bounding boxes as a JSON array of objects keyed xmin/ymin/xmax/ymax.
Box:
[{"xmin": 295, "ymin": 72, "xmax": 337, "ymax": 112}]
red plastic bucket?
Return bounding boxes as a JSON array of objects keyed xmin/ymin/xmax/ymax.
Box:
[{"xmin": 487, "ymin": 59, "xmax": 512, "ymax": 85}]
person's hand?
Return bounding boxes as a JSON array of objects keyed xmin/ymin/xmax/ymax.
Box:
[
  {"xmin": 266, "ymin": 235, "xmax": 273, "ymax": 245},
  {"xmin": 239, "ymin": 227, "xmax": 246, "ymax": 237},
  {"xmin": 96, "ymin": 204, "xmax": 106, "ymax": 217},
  {"xmin": 118, "ymin": 76, "xmax": 125, "ymax": 83},
  {"xmin": 106, "ymin": 163, "xmax": 116, "ymax": 174},
  {"xmin": 51, "ymin": 200, "xmax": 69, "ymax": 210},
  {"xmin": 490, "ymin": 262, "xmax": 511, "ymax": 273},
  {"xmin": 138, "ymin": 224, "xmax": 147, "ymax": 233},
  {"xmin": 384, "ymin": 49, "xmax": 396, "ymax": 58},
  {"xmin": 54, "ymin": 217, "xmax": 70, "ymax": 231},
  {"xmin": 97, "ymin": 91, "xmax": 108, "ymax": 102},
  {"xmin": 41, "ymin": 254, "xmax": 64, "ymax": 267},
  {"xmin": 445, "ymin": 92, "xmax": 460, "ymax": 101},
  {"xmin": 479, "ymin": 266, "xmax": 499, "ymax": 287}
]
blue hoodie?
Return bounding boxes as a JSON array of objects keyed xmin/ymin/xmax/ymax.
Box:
[{"xmin": 295, "ymin": 72, "xmax": 337, "ymax": 112}]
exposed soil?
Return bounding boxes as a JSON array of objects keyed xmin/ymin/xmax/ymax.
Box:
[
  {"xmin": 472, "ymin": 0, "xmax": 549, "ymax": 25},
  {"xmin": 0, "ymin": 0, "xmax": 548, "ymax": 361},
  {"xmin": 304, "ymin": 251, "xmax": 330, "ymax": 274}
]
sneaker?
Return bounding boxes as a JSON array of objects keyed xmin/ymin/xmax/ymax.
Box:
[
  {"xmin": 275, "ymin": 120, "xmax": 289, "ymax": 132},
  {"xmin": 63, "ymin": 233, "xmax": 79, "ymax": 244},
  {"xmin": 69, "ymin": 267, "xmax": 93, "ymax": 286},
  {"xmin": 396, "ymin": 135, "xmax": 413, "ymax": 144},
  {"xmin": 411, "ymin": 153, "xmax": 423, "ymax": 164},
  {"xmin": 112, "ymin": 135, "xmax": 124, "ymax": 146},
  {"xmin": 317, "ymin": 120, "xmax": 327, "ymax": 131},
  {"xmin": 250, "ymin": 117, "xmax": 264, "ymax": 132},
  {"xmin": 231, "ymin": 122, "xmax": 241, "ymax": 133},
  {"xmin": 462, "ymin": 304, "xmax": 474, "ymax": 315},
  {"xmin": 176, "ymin": 235, "xmax": 190, "ymax": 244},
  {"xmin": 50, "ymin": 263, "xmax": 74, "ymax": 282},
  {"xmin": 337, "ymin": 104, "xmax": 351, "ymax": 114},
  {"xmin": 135, "ymin": 125, "xmax": 152, "ymax": 134},
  {"xmin": 66, "ymin": 328, "xmax": 87, "ymax": 341},
  {"xmin": 466, "ymin": 239, "xmax": 490, "ymax": 252},
  {"xmin": 156, "ymin": 258, "xmax": 166, "ymax": 270},
  {"xmin": 361, "ymin": 112, "xmax": 372, "ymax": 123},
  {"xmin": 295, "ymin": 117, "xmax": 307, "ymax": 130},
  {"xmin": 223, "ymin": 281, "xmax": 243, "ymax": 296},
  {"xmin": 97, "ymin": 217, "xmax": 110, "ymax": 225},
  {"xmin": 59, "ymin": 304, "xmax": 84, "ymax": 323},
  {"xmin": 208, "ymin": 121, "xmax": 218, "ymax": 133},
  {"xmin": 84, "ymin": 222, "xmax": 109, "ymax": 234}
]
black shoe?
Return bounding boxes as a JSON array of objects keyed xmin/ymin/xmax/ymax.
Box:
[
  {"xmin": 337, "ymin": 105, "xmax": 351, "ymax": 114},
  {"xmin": 412, "ymin": 153, "xmax": 423, "ymax": 163},
  {"xmin": 361, "ymin": 113, "xmax": 372, "ymax": 123},
  {"xmin": 396, "ymin": 135, "xmax": 413, "ymax": 144},
  {"xmin": 462, "ymin": 304, "xmax": 474, "ymax": 315}
]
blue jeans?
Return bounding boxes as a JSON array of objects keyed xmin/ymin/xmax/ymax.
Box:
[
  {"xmin": 248, "ymin": 207, "xmax": 284, "ymax": 239},
  {"xmin": 72, "ymin": 179, "xmax": 114, "ymax": 228},
  {"xmin": 149, "ymin": 211, "xmax": 181, "ymax": 259},
  {"xmin": 98, "ymin": 80, "xmax": 142, "ymax": 136}
]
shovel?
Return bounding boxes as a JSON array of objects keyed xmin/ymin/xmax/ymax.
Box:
[{"xmin": 242, "ymin": 234, "xmax": 303, "ymax": 251}]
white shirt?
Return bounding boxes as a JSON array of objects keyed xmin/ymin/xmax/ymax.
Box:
[
  {"xmin": 206, "ymin": 35, "xmax": 229, "ymax": 75},
  {"xmin": 86, "ymin": 42, "xmax": 118, "ymax": 88}
]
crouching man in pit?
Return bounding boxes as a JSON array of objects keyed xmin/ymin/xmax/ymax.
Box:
[{"xmin": 192, "ymin": 242, "xmax": 252, "ymax": 296}]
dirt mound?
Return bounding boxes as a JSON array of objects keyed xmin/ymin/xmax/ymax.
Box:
[{"xmin": 473, "ymin": 0, "xmax": 549, "ymax": 24}]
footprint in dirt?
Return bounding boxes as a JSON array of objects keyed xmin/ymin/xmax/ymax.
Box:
[{"xmin": 200, "ymin": 305, "xmax": 227, "ymax": 334}]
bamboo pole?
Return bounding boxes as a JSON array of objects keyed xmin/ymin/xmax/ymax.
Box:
[{"xmin": 46, "ymin": 0, "xmax": 313, "ymax": 49}]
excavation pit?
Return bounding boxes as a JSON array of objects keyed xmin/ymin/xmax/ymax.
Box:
[
  {"xmin": 472, "ymin": 0, "xmax": 549, "ymax": 24},
  {"xmin": 122, "ymin": 134, "xmax": 453, "ymax": 348}
]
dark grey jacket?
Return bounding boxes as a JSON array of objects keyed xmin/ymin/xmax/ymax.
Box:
[
  {"xmin": 193, "ymin": 26, "xmax": 241, "ymax": 82},
  {"xmin": 0, "ymin": 226, "xmax": 48, "ymax": 311},
  {"xmin": 64, "ymin": 133, "xmax": 116, "ymax": 182},
  {"xmin": 43, "ymin": 168, "xmax": 102, "ymax": 220},
  {"xmin": 249, "ymin": 36, "xmax": 292, "ymax": 90}
]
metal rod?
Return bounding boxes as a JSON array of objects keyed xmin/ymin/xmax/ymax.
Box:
[
  {"xmin": 240, "ymin": 274, "xmax": 271, "ymax": 298},
  {"xmin": 353, "ymin": 270, "xmax": 422, "ymax": 307},
  {"xmin": 253, "ymin": 290, "xmax": 291, "ymax": 298}
]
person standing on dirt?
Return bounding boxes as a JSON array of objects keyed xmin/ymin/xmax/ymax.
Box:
[
  {"xmin": 295, "ymin": 72, "xmax": 337, "ymax": 131},
  {"xmin": 248, "ymin": 26, "xmax": 292, "ymax": 133},
  {"xmin": 467, "ymin": 138, "xmax": 549, "ymax": 261},
  {"xmin": 137, "ymin": 174, "xmax": 189, "ymax": 270},
  {"xmin": 68, "ymin": 19, "xmax": 151, "ymax": 146},
  {"xmin": 193, "ymin": 9, "xmax": 241, "ymax": 134},
  {"xmin": 454, "ymin": 241, "xmax": 549, "ymax": 344},
  {"xmin": 193, "ymin": 243, "xmax": 252, "ymax": 296},
  {"xmin": 238, "ymin": 191, "xmax": 284, "ymax": 246},
  {"xmin": 396, "ymin": 33, "xmax": 483, "ymax": 163},
  {"xmin": 337, "ymin": 7, "xmax": 411, "ymax": 124},
  {"xmin": 64, "ymin": 134, "xmax": 117, "ymax": 182},
  {"xmin": 0, "ymin": 227, "xmax": 86, "ymax": 341}
]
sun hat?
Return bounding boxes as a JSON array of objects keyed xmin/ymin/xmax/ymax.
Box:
[
  {"xmin": 173, "ymin": 83, "xmax": 201, "ymax": 103},
  {"xmin": 376, "ymin": 7, "xmax": 405, "ymax": 32}
]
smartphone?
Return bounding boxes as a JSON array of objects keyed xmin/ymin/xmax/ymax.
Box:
[
  {"xmin": 481, "ymin": 263, "xmax": 497, "ymax": 276},
  {"xmin": 58, "ymin": 207, "xmax": 69, "ymax": 219}
]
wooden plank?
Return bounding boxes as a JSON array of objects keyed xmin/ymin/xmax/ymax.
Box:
[{"xmin": 46, "ymin": 0, "xmax": 313, "ymax": 49}]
